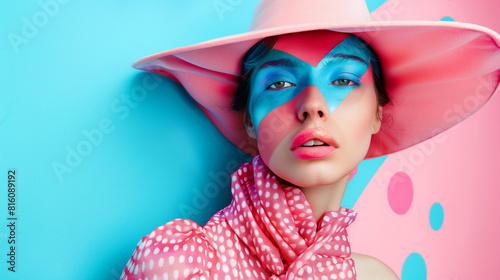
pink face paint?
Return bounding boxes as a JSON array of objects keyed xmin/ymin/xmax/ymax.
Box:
[
  {"xmin": 256, "ymin": 87, "xmax": 304, "ymax": 161},
  {"xmin": 273, "ymin": 31, "xmax": 350, "ymax": 67}
]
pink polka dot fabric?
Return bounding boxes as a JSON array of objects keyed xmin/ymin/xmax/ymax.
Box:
[{"xmin": 121, "ymin": 155, "xmax": 357, "ymax": 279}]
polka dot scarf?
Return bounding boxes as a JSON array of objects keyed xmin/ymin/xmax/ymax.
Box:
[
  {"xmin": 120, "ymin": 155, "xmax": 357, "ymax": 280},
  {"xmin": 224, "ymin": 155, "xmax": 357, "ymax": 279}
]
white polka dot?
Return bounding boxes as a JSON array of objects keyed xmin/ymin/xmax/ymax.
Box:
[{"xmin": 307, "ymin": 266, "xmax": 313, "ymax": 274}]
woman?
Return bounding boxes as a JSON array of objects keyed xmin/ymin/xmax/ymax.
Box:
[{"xmin": 120, "ymin": 0, "xmax": 500, "ymax": 279}]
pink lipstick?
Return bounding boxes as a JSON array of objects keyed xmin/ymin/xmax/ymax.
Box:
[{"xmin": 290, "ymin": 128, "xmax": 337, "ymax": 160}]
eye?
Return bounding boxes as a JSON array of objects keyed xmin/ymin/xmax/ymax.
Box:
[
  {"xmin": 268, "ymin": 81, "xmax": 295, "ymax": 90},
  {"xmin": 331, "ymin": 79, "xmax": 357, "ymax": 86}
]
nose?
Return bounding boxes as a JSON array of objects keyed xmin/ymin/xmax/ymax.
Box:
[{"xmin": 296, "ymin": 85, "xmax": 329, "ymax": 122}]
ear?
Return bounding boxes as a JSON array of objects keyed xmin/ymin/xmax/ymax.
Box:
[
  {"xmin": 243, "ymin": 110, "xmax": 256, "ymax": 139},
  {"xmin": 372, "ymin": 105, "xmax": 382, "ymax": 134}
]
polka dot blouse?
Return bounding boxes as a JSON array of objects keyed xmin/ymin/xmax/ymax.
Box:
[{"xmin": 121, "ymin": 155, "xmax": 358, "ymax": 279}]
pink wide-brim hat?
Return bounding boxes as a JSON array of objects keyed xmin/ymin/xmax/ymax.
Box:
[{"xmin": 133, "ymin": 0, "xmax": 500, "ymax": 158}]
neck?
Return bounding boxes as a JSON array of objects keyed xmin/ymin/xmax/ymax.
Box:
[{"xmin": 296, "ymin": 175, "xmax": 350, "ymax": 221}]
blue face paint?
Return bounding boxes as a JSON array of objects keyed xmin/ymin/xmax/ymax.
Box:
[{"xmin": 249, "ymin": 36, "xmax": 371, "ymax": 137}]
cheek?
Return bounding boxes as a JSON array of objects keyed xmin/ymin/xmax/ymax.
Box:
[
  {"xmin": 256, "ymin": 100, "xmax": 300, "ymax": 164},
  {"xmin": 334, "ymin": 87, "xmax": 378, "ymax": 146}
]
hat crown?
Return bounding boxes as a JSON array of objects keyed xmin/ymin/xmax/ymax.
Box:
[{"xmin": 248, "ymin": 0, "xmax": 373, "ymax": 31}]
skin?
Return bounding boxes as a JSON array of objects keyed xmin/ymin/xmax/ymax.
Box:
[
  {"xmin": 351, "ymin": 253, "xmax": 400, "ymax": 279},
  {"xmin": 245, "ymin": 31, "xmax": 399, "ymax": 279}
]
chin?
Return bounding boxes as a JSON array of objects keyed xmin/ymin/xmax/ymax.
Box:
[
  {"xmin": 270, "ymin": 158, "xmax": 353, "ymax": 188},
  {"xmin": 266, "ymin": 144, "xmax": 369, "ymax": 188}
]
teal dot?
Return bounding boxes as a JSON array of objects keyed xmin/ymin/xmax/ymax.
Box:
[
  {"xmin": 429, "ymin": 202, "xmax": 444, "ymax": 231},
  {"xmin": 401, "ymin": 253, "xmax": 427, "ymax": 280},
  {"xmin": 441, "ymin": 16, "xmax": 455, "ymax": 22}
]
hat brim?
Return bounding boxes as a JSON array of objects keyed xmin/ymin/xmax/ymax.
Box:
[{"xmin": 133, "ymin": 21, "xmax": 500, "ymax": 158}]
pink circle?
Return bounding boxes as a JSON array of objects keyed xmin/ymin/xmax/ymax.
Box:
[{"xmin": 387, "ymin": 172, "xmax": 413, "ymax": 215}]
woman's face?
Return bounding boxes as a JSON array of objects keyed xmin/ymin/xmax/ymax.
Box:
[{"xmin": 247, "ymin": 31, "xmax": 381, "ymax": 187}]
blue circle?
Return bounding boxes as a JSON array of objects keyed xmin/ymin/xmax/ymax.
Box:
[
  {"xmin": 429, "ymin": 202, "xmax": 444, "ymax": 231},
  {"xmin": 441, "ymin": 16, "xmax": 455, "ymax": 22},
  {"xmin": 401, "ymin": 253, "xmax": 427, "ymax": 280}
]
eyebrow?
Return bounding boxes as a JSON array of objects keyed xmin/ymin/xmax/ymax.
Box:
[
  {"xmin": 257, "ymin": 58, "xmax": 299, "ymax": 71},
  {"xmin": 321, "ymin": 54, "xmax": 369, "ymax": 67}
]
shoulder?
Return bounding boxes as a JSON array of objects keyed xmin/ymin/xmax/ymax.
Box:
[
  {"xmin": 351, "ymin": 253, "xmax": 399, "ymax": 280},
  {"xmin": 121, "ymin": 219, "xmax": 217, "ymax": 280}
]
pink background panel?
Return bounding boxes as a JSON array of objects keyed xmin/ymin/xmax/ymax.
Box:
[{"xmin": 350, "ymin": 0, "xmax": 500, "ymax": 278}]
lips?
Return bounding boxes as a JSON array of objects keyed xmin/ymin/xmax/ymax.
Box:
[{"xmin": 290, "ymin": 128, "xmax": 338, "ymax": 160}]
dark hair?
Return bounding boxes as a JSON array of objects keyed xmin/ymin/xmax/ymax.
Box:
[{"xmin": 231, "ymin": 33, "xmax": 390, "ymax": 112}]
